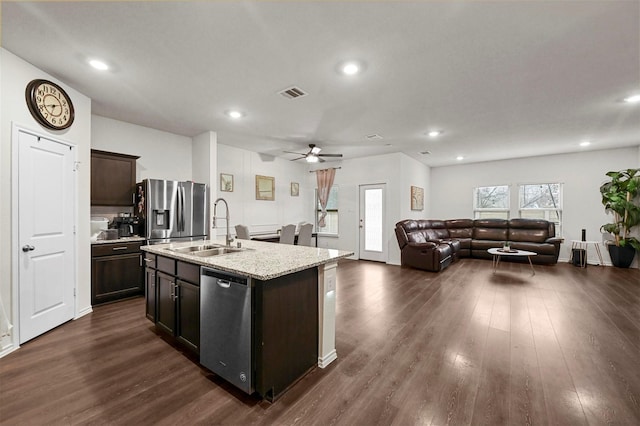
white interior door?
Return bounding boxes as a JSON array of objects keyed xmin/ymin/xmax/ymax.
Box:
[
  {"xmin": 359, "ymin": 184, "xmax": 387, "ymax": 262},
  {"xmin": 18, "ymin": 130, "xmax": 76, "ymax": 344}
]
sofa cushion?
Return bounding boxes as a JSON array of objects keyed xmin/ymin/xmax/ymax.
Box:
[
  {"xmin": 508, "ymin": 218, "xmax": 550, "ymax": 243},
  {"xmin": 473, "ymin": 227, "xmax": 508, "ymax": 241},
  {"xmin": 445, "ymin": 219, "xmax": 474, "ymax": 238}
]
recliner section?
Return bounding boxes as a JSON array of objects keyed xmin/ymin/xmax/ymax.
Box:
[{"xmin": 395, "ymin": 218, "xmax": 562, "ymax": 272}]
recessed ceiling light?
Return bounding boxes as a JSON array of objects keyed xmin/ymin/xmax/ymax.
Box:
[
  {"xmin": 580, "ymin": 140, "xmax": 591, "ymax": 147},
  {"xmin": 226, "ymin": 110, "xmax": 244, "ymax": 119},
  {"xmin": 340, "ymin": 61, "xmax": 361, "ymax": 76},
  {"xmin": 427, "ymin": 130, "xmax": 443, "ymax": 138},
  {"xmin": 623, "ymin": 94, "xmax": 640, "ymax": 104},
  {"xmin": 89, "ymin": 59, "xmax": 109, "ymax": 71},
  {"xmin": 456, "ymin": 156, "xmax": 464, "ymax": 161}
]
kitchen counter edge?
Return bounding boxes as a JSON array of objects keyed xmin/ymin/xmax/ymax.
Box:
[{"xmin": 141, "ymin": 239, "xmax": 353, "ymax": 281}]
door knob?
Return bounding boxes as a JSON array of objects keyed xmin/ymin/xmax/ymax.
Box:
[{"xmin": 22, "ymin": 245, "xmax": 35, "ymax": 252}]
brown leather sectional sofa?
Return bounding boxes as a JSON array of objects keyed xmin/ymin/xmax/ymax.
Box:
[{"xmin": 395, "ymin": 218, "xmax": 562, "ymax": 272}]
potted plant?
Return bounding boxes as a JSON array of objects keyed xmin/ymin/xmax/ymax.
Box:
[{"xmin": 600, "ymin": 168, "xmax": 640, "ymax": 268}]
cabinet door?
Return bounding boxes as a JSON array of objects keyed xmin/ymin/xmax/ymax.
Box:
[
  {"xmin": 156, "ymin": 271, "xmax": 176, "ymax": 335},
  {"xmin": 176, "ymin": 280, "xmax": 200, "ymax": 353},
  {"xmin": 91, "ymin": 150, "xmax": 138, "ymax": 206},
  {"xmin": 145, "ymin": 267, "xmax": 157, "ymax": 322},
  {"xmin": 91, "ymin": 253, "xmax": 143, "ymax": 305}
]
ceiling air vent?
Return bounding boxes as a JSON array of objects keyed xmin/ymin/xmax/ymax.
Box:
[
  {"xmin": 366, "ymin": 134, "xmax": 383, "ymax": 140},
  {"xmin": 278, "ymin": 86, "xmax": 308, "ymax": 99}
]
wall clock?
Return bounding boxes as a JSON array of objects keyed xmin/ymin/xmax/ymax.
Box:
[{"xmin": 25, "ymin": 79, "xmax": 75, "ymax": 130}]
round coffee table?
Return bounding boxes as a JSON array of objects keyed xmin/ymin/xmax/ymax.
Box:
[{"xmin": 488, "ymin": 248, "xmax": 537, "ymax": 275}]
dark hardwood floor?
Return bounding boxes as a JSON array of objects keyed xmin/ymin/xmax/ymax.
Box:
[{"xmin": 1, "ymin": 259, "xmax": 639, "ymax": 425}]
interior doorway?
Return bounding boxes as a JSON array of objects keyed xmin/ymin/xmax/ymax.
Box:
[
  {"xmin": 15, "ymin": 128, "xmax": 76, "ymax": 344},
  {"xmin": 358, "ymin": 184, "xmax": 387, "ymax": 262}
]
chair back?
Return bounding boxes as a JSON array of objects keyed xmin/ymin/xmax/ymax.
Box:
[
  {"xmin": 235, "ymin": 224, "xmax": 250, "ymax": 239},
  {"xmin": 279, "ymin": 224, "xmax": 296, "ymax": 244},
  {"xmin": 297, "ymin": 223, "xmax": 314, "ymax": 246}
]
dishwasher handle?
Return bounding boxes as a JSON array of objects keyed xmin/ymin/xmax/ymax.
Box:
[{"xmin": 217, "ymin": 279, "xmax": 231, "ymax": 289}]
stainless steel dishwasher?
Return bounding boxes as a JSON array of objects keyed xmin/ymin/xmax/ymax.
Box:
[{"xmin": 200, "ymin": 267, "xmax": 253, "ymax": 394}]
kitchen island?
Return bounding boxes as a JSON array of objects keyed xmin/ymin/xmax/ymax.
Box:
[{"xmin": 141, "ymin": 238, "xmax": 352, "ymax": 401}]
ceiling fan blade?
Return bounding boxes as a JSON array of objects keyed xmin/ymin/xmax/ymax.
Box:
[
  {"xmin": 290, "ymin": 157, "xmax": 305, "ymax": 161},
  {"xmin": 318, "ymin": 157, "xmax": 326, "ymax": 163},
  {"xmin": 283, "ymin": 150, "xmax": 305, "ymax": 155},
  {"xmin": 318, "ymin": 153, "xmax": 343, "ymax": 157}
]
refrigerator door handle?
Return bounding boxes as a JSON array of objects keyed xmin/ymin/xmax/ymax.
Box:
[
  {"xmin": 180, "ymin": 185, "xmax": 186, "ymax": 232},
  {"xmin": 177, "ymin": 184, "xmax": 183, "ymax": 233}
]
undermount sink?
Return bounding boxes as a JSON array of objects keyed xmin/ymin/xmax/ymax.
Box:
[
  {"xmin": 191, "ymin": 247, "xmax": 249, "ymax": 257},
  {"xmin": 167, "ymin": 244, "xmax": 224, "ymax": 253},
  {"xmin": 166, "ymin": 244, "xmax": 251, "ymax": 257}
]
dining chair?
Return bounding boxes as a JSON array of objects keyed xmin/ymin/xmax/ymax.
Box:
[
  {"xmin": 297, "ymin": 223, "xmax": 314, "ymax": 247},
  {"xmin": 279, "ymin": 224, "xmax": 296, "ymax": 244},
  {"xmin": 235, "ymin": 224, "xmax": 250, "ymax": 239}
]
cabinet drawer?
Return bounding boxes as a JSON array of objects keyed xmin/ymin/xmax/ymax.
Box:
[
  {"xmin": 157, "ymin": 255, "xmax": 176, "ymax": 275},
  {"xmin": 92, "ymin": 242, "xmax": 142, "ymax": 257},
  {"xmin": 177, "ymin": 261, "xmax": 200, "ymax": 285},
  {"xmin": 144, "ymin": 253, "xmax": 157, "ymax": 269}
]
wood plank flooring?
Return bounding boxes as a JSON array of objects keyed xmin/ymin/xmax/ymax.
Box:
[{"xmin": 1, "ymin": 259, "xmax": 639, "ymax": 425}]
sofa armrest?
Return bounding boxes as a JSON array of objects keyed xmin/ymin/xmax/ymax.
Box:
[{"xmin": 545, "ymin": 237, "xmax": 563, "ymax": 245}]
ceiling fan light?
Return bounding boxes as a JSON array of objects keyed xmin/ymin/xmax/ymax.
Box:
[
  {"xmin": 310, "ymin": 146, "xmax": 322, "ymax": 155},
  {"xmin": 306, "ymin": 155, "xmax": 319, "ymax": 163}
]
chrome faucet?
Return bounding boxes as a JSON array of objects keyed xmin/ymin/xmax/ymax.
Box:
[{"xmin": 213, "ymin": 198, "xmax": 233, "ymax": 247}]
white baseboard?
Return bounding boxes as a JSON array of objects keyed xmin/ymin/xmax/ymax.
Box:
[
  {"xmin": 318, "ymin": 349, "xmax": 337, "ymax": 368},
  {"xmin": 75, "ymin": 306, "xmax": 93, "ymax": 320},
  {"xmin": 0, "ymin": 343, "xmax": 19, "ymax": 359}
]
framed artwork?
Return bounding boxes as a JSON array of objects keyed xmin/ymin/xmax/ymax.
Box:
[
  {"xmin": 411, "ymin": 185, "xmax": 424, "ymax": 211},
  {"xmin": 256, "ymin": 175, "xmax": 275, "ymax": 200},
  {"xmin": 220, "ymin": 173, "xmax": 233, "ymax": 192},
  {"xmin": 291, "ymin": 182, "xmax": 299, "ymax": 197}
]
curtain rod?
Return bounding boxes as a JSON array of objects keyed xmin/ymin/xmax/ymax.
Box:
[{"xmin": 309, "ymin": 167, "xmax": 341, "ymax": 173}]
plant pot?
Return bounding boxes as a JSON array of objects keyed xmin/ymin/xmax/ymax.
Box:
[{"xmin": 607, "ymin": 244, "xmax": 637, "ymax": 268}]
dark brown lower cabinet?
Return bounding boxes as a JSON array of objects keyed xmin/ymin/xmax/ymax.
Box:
[
  {"xmin": 148, "ymin": 254, "xmax": 200, "ymax": 354},
  {"xmin": 91, "ymin": 242, "xmax": 143, "ymax": 305}
]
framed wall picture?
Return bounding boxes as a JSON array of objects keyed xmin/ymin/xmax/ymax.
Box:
[
  {"xmin": 411, "ymin": 185, "xmax": 424, "ymax": 211},
  {"xmin": 220, "ymin": 173, "xmax": 233, "ymax": 192},
  {"xmin": 291, "ymin": 182, "xmax": 299, "ymax": 197},
  {"xmin": 256, "ymin": 175, "xmax": 275, "ymax": 200}
]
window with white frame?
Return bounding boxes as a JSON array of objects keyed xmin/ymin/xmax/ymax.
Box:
[
  {"xmin": 519, "ymin": 183, "xmax": 563, "ymax": 236},
  {"xmin": 316, "ymin": 186, "xmax": 338, "ymax": 235},
  {"xmin": 473, "ymin": 185, "xmax": 510, "ymax": 219}
]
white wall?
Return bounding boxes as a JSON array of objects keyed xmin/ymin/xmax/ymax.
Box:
[
  {"xmin": 1, "ymin": 49, "xmax": 93, "ymax": 353},
  {"xmin": 92, "ymin": 115, "xmax": 193, "ymax": 182},
  {"xmin": 192, "ymin": 131, "xmax": 217, "ymax": 236},
  {"xmin": 326, "ymin": 152, "xmax": 430, "ymax": 265},
  {"xmin": 430, "ymin": 147, "xmax": 640, "ymax": 267},
  {"xmin": 216, "ymin": 143, "xmax": 313, "ymax": 237}
]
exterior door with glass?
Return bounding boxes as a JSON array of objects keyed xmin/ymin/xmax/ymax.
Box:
[{"xmin": 359, "ymin": 184, "xmax": 386, "ymax": 262}]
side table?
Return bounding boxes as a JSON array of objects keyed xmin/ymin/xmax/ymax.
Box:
[{"xmin": 570, "ymin": 240, "xmax": 603, "ymax": 267}]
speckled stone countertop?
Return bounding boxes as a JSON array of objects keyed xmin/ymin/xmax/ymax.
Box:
[
  {"xmin": 141, "ymin": 238, "xmax": 354, "ymax": 281},
  {"xmin": 91, "ymin": 236, "xmax": 146, "ymax": 245}
]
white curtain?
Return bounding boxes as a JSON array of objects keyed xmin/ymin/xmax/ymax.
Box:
[{"xmin": 316, "ymin": 168, "xmax": 336, "ymax": 228}]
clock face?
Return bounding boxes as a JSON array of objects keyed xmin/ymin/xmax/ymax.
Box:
[{"xmin": 25, "ymin": 79, "xmax": 75, "ymax": 130}]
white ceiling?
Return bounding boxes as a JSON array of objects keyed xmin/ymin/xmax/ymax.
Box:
[{"xmin": 2, "ymin": 1, "xmax": 639, "ymax": 167}]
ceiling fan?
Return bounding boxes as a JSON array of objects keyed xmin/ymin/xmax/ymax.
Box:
[{"xmin": 284, "ymin": 144, "xmax": 343, "ymax": 163}]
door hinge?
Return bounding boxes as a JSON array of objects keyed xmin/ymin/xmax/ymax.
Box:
[
  {"xmin": 74, "ymin": 288, "xmax": 76, "ymax": 297},
  {"xmin": 73, "ymin": 225, "xmax": 76, "ymax": 235}
]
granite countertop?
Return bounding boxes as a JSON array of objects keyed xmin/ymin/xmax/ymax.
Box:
[
  {"xmin": 141, "ymin": 238, "xmax": 353, "ymax": 281},
  {"xmin": 91, "ymin": 236, "xmax": 146, "ymax": 245}
]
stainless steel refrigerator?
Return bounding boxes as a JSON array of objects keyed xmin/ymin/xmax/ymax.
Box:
[{"xmin": 136, "ymin": 179, "xmax": 209, "ymax": 244}]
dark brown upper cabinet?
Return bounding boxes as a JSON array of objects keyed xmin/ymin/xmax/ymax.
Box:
[{"xmin": 91, "ymin": 149, "xmax": 139, "ymax": 206}]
